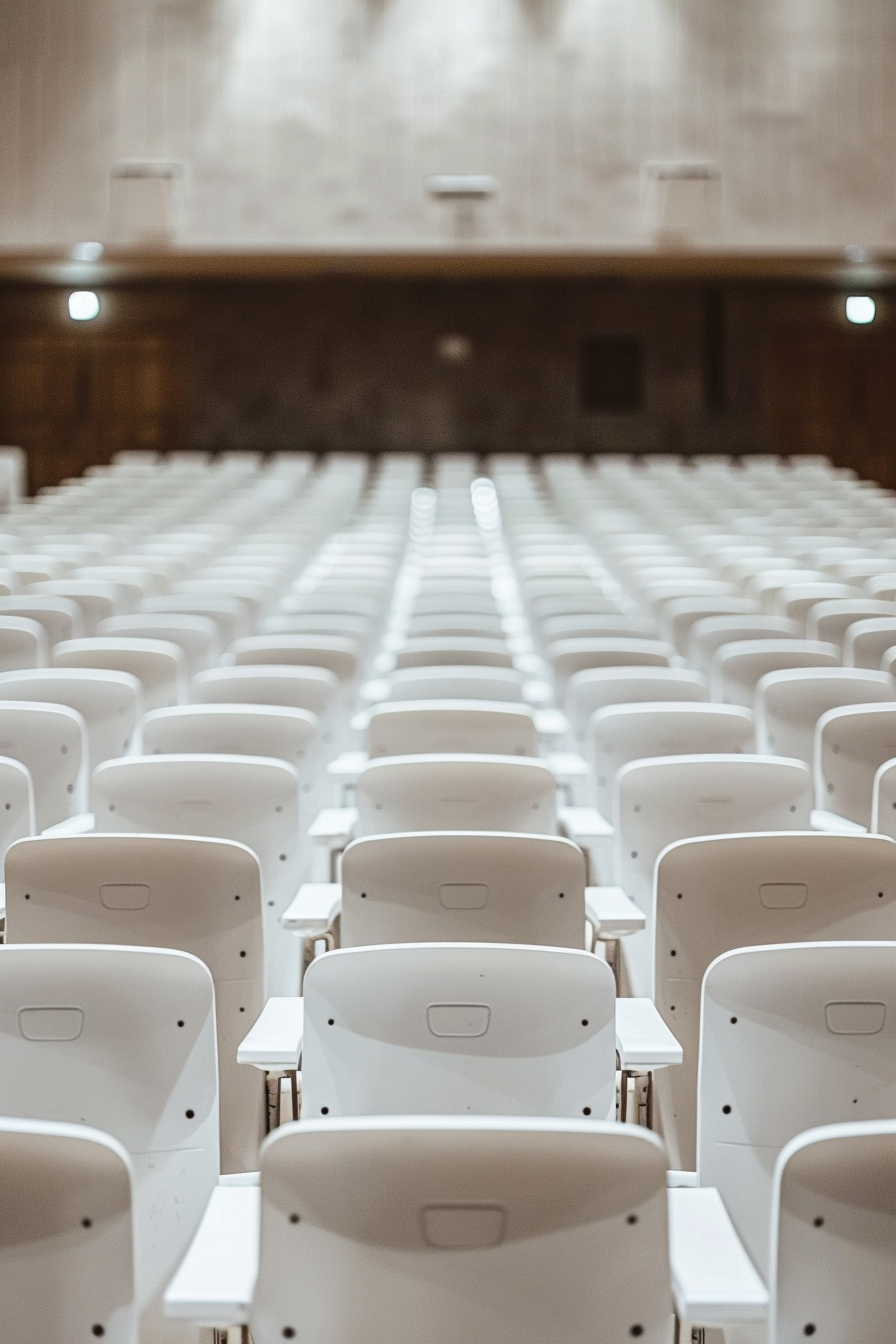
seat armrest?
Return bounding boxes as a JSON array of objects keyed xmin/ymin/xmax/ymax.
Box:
[
  {"xmin": 811, "ymin": 808, "xmax": 868, "ymax": 834},
  {"xmin": 585, "ymin": 885, "xmax": 645, "ymax": 937},
  {"xmin": 308, "ymin": 806, "xmax": 357, "ymax": 845},
  {"xmin": 164, "ymin": 1184, "xmax": 260, "ymax": 1326},
  {"xmin": 667, "ymin": 1187, "xmax": 768, "ymax": 1327},
  {"xmin": 667, "ymin": 1171, "xmax": 698, "ymax": 1188},
  {"xmin": 237, "ymin": 997, "xmax": 304, "ymax": 1072},
  {"xmin": 41, "ymin": 812, "xmax": 95, "ymax": 836},
  {"xmin": 281, "ymin": 883, "xmax": 342, "ymax": 937},
  {"xmin": 615, "ymin": 999, "xmax": 683, "ymax": 1070},
  {"xmin": 359, "ymin": 678, "xmax": 391, "ymax": 703},
  {"xmin": 522, "ymin": 679, "xmax": 552, "ymax": 705},
  {"xmin": 533, "ymin": 707, "xmax": 569, "ymax": 737},
  {"xmin": 327, "ymin": 751, "xmax": 367, "ymax": 781},
  {"xmin": 547, "ymin": 752, "xmax": 589, "ymax": 781},
  {"xmin": 558, "ymin": 806, "xmax": 614, "ymax": 846}
]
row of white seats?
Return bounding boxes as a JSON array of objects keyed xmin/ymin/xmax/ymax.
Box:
[{"xmin": 1, "ymin": 452, "xmax": 896, "ymax": 1342}]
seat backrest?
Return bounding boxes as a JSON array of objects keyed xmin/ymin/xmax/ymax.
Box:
[
  {"xmin": 172, "ymin": 577, "xmax": 272, "ymax": 622},
  {"xmin": 0, "ymin": 668, "xmax": 140, "ymax": 769},
  {"xmin": 529, "ymin": 589, "xmax": 622, "ymax": 620},
  {"xmin": 90, "ymin": 755, "xmax": 300, "ymax": 996},
  {"xmin": 615, "ymin": 754, "xmax": 812, "ymax": 997},
  {"xmin": 302, "ymin": 943, "xmax": 616, "ymax": 1119},
  {"xmin": 698, "ymin": 943, "xmax": 896, "ymax": 1279},
  {"xmin": 711, "ymin": 638, "xmax": 840, "ymax": 706},
  {"xmin": 254, "ymin": 1117, "xmax": 670, "ymax": 1344},
  {"xmin": 0, "ymin": 1119, "xmax": 136, "ymax": 1344},
  {"xmin": 393, "ymin": 637, "xmax": 514, "ymax": 670},
  {"xmin": 538, "ymin": 614, "xmax": 656, "ymax": 644},
  {"xmin": 807, "ymin": 598, "xmax": 896, "ymax": 645},
  {"xmin": 340, "ymin": 831, "xmax": 586, "ymax": 948},
  {"xmin": 356, "ymin": 754, "xmax": 557, "ymax": 836},
  {"xmin": 52, "ymin": 637, "xmax": 187, "ymax": 712},
  {"xmin": 138, "ymin": 703, "xmax": 317, "ymax": 770},
  {"xmin": 143, "ymin": 594, "xmax": 250, "ymax": 645},
  {"xmin": 0, "ymin": 615, "xmax": 47, "ymax": 671},
  {"xmin": 653, "ymin": 831, "xmax": 896, "ymax": 1169},
  {"xmin": 30, "ymin": 579, "xmax": 123, "ymax": 632},
  {"xmin": 816, "ymin": 703, "xmax": 896, "ymax": 826},
  {"xmin": 365, "ymin": 700, "xmax": 538, "ymax": 759},
  {"xmin": 194, "ymin": 665, "xmax": 336, "ymax": 716},
  {"xmin": 549, "ymin": 637, "xmax": 673, "ymax": 687},
  {"xmin": 6, "ymin": 832, "xmax": 265, "ymax": 1173},
  {"xmin": 0, "ymin": 595, "xmax": 83, "ymax": 644},
  {"xmin": 588, "ymin": 703, "xmax": 755, "ymax": 817},
  {"xmin": 756, "ymin": 668, "xmax": 895, "ymax": 765},
  {"xmin": 661, "ymin": 596, "xmax": 757, "ymax": 653},
  {"xmin": 0, "ymin": 944, "xmax": 218, "ymax": 1331},
  {"xmin": 566, "ymin": 666, "xmax": 708, "ymax": 741},
  {"xmin": 99, "ymin": 614, "xmax": 220, "ymax": 675},
  {"xmin": 0, "ymin": 701, "xmax": 86, "ymax": 829},
  {"xmin": 228, "ymin": 635, "xmax": 359, "ymax": 680},
  {"xmin": 865, "ymin": 574, "xmax": 896, "ymax": 603},
  {"xmin": 771, "ymin": 1120, "xmax": 896, "ymax": 1344},
  {"xmin": 844, "ymin": 617, "xmax": 896, "ymax": 670},
  {"xmin": 386, "ymin": 665, "xmax": 525, "ymax": 703},
  {"xmin": 264, "ymin": 612, "xmax": 372, "ymax": 641},
  {"xmin": 688, "ymin": 616, "xmax": 800, "ymax": 671}
]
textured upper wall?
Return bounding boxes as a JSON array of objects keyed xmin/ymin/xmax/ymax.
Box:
[{"xmin": 1, "ymin": 0, "xmax": 894, "ymax": 250}]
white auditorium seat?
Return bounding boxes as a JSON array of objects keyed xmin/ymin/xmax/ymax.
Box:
[
  {"xmin": 806, "ymin": 598, "xmax": 896, "ymax": 645},
  {"xmin": 611, "ymin": 754, "xmax": 812, "ymax": 996},
  {"xmin": 687, "ymin": 615, "xmax": 800, "ymax": 672},
  {"xmin": 300, "ymin": 943, "xmax": 620, "ymax": 1119},
  {"xmin": 355, "ymin": 753, "xmax": 557, "ymax": 836},
  {"xmin": 194, "ymin": 665, "xmax": 336, "ymax": 717},
  {"xmin": 587, "ymin": 702, "xmax": 755, "ymax": 818},
  {"xmin": 100, "ymin": 615, "xmax": 221, "ymax": 675},
  {"xmin": 0, "ymin": 595, "xmax": 84, "ymax": 644},
  {"xmin": 53, "ymin": 637, "xmax": 188, "ymax": 712},
  {"xmin": 756, "ymin": 667, "xmax": 896, "ymax": 764},
  {"xmin": 0, "ymin": 668, "xmax": 141, "ymax": 768},
  {"xmin": 669, "ymin": 942, "xmax": 896, "ymax": 1335},
  {"xmin": 548, "ymin": 637, "xmax": 674, "ymax": 686},
  {"xmin": 138, "ymin": 703, "xmax": 317, "ymax": 771},
  {"xmin": 0, "ymin": 944, "xmax": 219, "ymax": 1344},
  {"xmin": 0, "ymin": 615, "xmax": 47, "ymax": 670},
  {"xmin": 815, "ymin": 703, "xmax": 896, "ymax": 829},
  {"xmin": 770, "ymin": 1121, "xmax": 896, "ymax": 1343},
  {"xmin": 566, "ymin": 666, "xmax": 708, "ymax": 742},
  {"xmin": 653, "ymin": 830, "xmax": 896, "ymax": 1168},
  {"xmin": 166, "ymin": 1117, "xmax": 671, "ymax": 1342},
  {"xmin": 91, "ymin": 754, "xmax": 303, "ymax": 996},
  {"xmin": 844, "ymin": 617, "xmax": 896, "ymax": 669},
  {"xmin": 228, "ymin": 635, "xmax": 360, "ymax": 681},
  {"xmin": 3, "ymin": 832, "xmax": 296, "ymax": 1174},
  {"xmin": 392, "ymin": 636, "xmax": 514, "ymax": 670},
  {"xmin": 0, "ymin": 1119, "xmax": 136, "ymax": 1344},
  {"xmin": 29, "ymin": 579, "xmax": 125, "ymax": 631},
  {"xmin": 381, "ymin": 665, "xmax": 527, "ymax": 703},
  {"xmin": 143, "ymin": 594, "xmax": 252, "ymax": 646},
  {"xmin": 0, "ymin": 702, "xmax": 87, "ymax": 831},
  {"xmin": 711, "ymin": 638, "xmax": 839, "ymax": 707}
]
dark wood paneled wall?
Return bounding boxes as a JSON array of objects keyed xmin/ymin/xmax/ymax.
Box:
[{"xmin": 0, "ymin": 279, "xmax": 894, "ymax": 488}]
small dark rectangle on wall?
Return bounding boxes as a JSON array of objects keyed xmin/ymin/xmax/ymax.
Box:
[{"xmin": 579, "ymin": 336, "xmax": 644, "ymax": 412}]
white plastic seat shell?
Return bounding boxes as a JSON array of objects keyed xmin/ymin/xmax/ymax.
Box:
[{"xmin": 0, "ymin": 1118, "xmax": 137, "ymax": 1344}]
